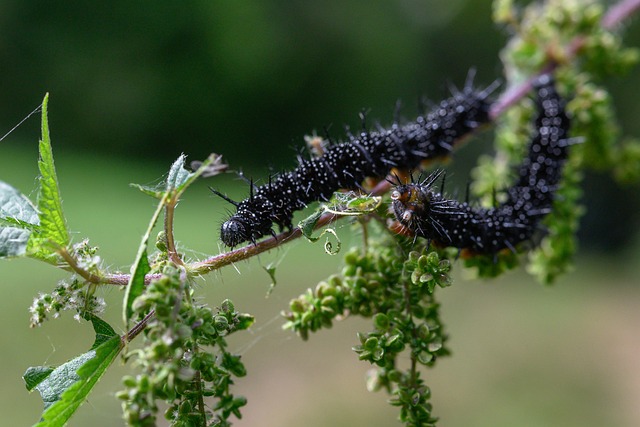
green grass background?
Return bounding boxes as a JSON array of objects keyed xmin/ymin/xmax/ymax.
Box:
[{"xmin": 1, "ymin": 142, "xmax": 639, "ymax": 427}]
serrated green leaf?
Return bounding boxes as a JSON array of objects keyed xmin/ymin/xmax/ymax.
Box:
[
  {"xmin": 166, "ymin": 154, "xmax": 193, "ymax": 191},
  {"xmin": 0, "ymin": 181, "xmax": 40, "ymax": 258},
  {"xmin": 87, "ymin": 314, "xmax": 118, "ymax": 349},
  {"xmin": 298, "ymin": 208, "xmax": 324, "ymax": 240},
  {"xmin": 26, "ymin": 315, "xmax": 122, "ymax": 427},
  {"xmin": 0, "ymin": 216, "xmax": 40, "ymax": 231},
  {"xmin": 27, "ymin": 94, "xmax": 69, "ymax": 260},
  {"xmin": 168, "ymin": 153, "xmax": 224, "ymax": 194},
  {"xmin": 23, "ymin": 367, "xmax": 55, "ymax": 392},
  {"xmin": 131, "ymin": 153, "xmax": 223, "ymax": 200},
  {"xmin": 130, "ymin": 183, "xmax": 164, "ymax": 199}
]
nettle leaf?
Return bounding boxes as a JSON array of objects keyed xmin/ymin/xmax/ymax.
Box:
[
  {"xmin": 168, "ymin": 153, "xmax": 224, "ymax": 194},
  {"xmin": 166, "ymin": 154, "xmax": 193, "ymax": 191},
  {"xmin": 323, "ymin": 192, "xmax": 382, "ymax": 216},
  {"xmin": 297, "ymin": 210, "xmax": 341, "ymax": 255},
  {"xmin": 130, "ymin": 182, "xmax": 164, "ymax": 199},
  {"xmin": 123, "ymin": 193, "xmax": 166, "ymax": 326},
  {"xmin": 24, "ymin": 315, "xmax": 122, "ymax": 427},
  {"xmin": 23, "ymin": 367, "xmax": 55, "ymax": 392},
  {"xmin": 132, "ymin": 153, "xmax": 224, "ymax": 199},
  {"xmin": 0, "ymin": 181, "xmax": 40, "ymax": 258},
  {"xmin": 27, "ymin": 93, "xmax": 70, "ymax": 260},
  {"xmin": 298, "ymin": 208, "xmax": 324, "ymax": 240}
]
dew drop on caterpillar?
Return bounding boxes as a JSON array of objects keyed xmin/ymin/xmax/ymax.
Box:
[
  {"xmin": 214, "ymin": 72, "xmax": 498, "ymax": 247},
  {"xmin": 391, "ymin": 75, "xmax": 573, "ymax": 255}
]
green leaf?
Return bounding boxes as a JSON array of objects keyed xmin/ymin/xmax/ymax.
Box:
[
  {"xmin": 262, "ymin": 262, "xmax": 277, "ymax": 297},
  {"xmin": 168, "ymin": 153, "xmax": 224, "ymax": 194},
  {"xmin": 324, "ymin": 192, "xmax": 382, "ymax": 216},
  {"xmin": 123, "ymin": 247, "xmax": 151, "ymax": 326},
  {"xmin": 123, "ymin": 197, "xmax": 165, "ymax": 327},
  {"xmin": 25, "ymin": 315, "xmax": 122, "ymax": 427},
  {"xmin": 130, "ymin": 183, "xmax": 164, "ymax": 199},
  {"xmin": 23, "ymin": 367, "xmax": 55, "ymax": 392},
  {"xmin": 0, "ymin": 181, "xmax": 40, "ymax": 258},
  {"xmin": 298, "ymin": 208, "xmax": 324, "ymax": 240},
  {"xmin": 27, "ymin": 93, "xmax": 70, "ymax": 260},
  {"xmin": 166, "ymin": 154, "xmax": 193, "ymax": 191},
  {"xmin": 131, "ymin": 153, "xmax": 224, "ymax": 199},
  {"xmin": 297, "ymin": 209, "xmax": 341, "ymax": 255}
]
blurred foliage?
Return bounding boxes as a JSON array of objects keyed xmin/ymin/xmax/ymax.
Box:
[{"xmin": 0, "ymin": 0, "xmax": 501, "ymax": 165}]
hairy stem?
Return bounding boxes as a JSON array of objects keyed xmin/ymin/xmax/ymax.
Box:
[
  {"xmin": 57, "ymin": 246, "xmax": 102, "ymax": 284},
  {"xmin": 164, "ymin": 197, "xmax": 183, "ymax": 266},
  {"xmin": 125, "ymin": 310, "xmax": 155, "ymax": 342}
]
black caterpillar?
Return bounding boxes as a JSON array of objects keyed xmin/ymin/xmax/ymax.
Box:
[
  {"xmin": 391, "ymin": 75, "xmax": 571, "ymax": 255},
  {"xmin": 215, "ymin": 75, "xmax": 497, "ymax": 247}
]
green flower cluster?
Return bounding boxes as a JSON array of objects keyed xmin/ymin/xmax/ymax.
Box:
[
  {"xmin": 119, "ymin": 267, "xmax": 253, "ymax": 426},
  {"xmin": 28, "ymin": 278, "xmax": 105, "ymax": 327},
  {"xmin": 28, "ymin": 241, "xmax": 105, "ymax": 327},
  {"xmin": 284, "ymin": 237, "xmax": 451, "ymax": 425}
]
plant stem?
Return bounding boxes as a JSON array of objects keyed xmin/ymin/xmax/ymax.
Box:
[
  {"xmin": 57, "ymin": 247, "xmax": 102, "ymax": 284},
  {"xmin": 125, "ymin": 310, "xmax": 155, "ymax": 342},
  {"xmin": 193, "ymin": 368, "xmax": 207, "ymax": 423},
  {"xmin": 164, "ymin": 196, "xmax": 183, "ymax": 266}
]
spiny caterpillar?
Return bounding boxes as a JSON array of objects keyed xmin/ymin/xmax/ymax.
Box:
[
  {"xmin": 215, "ymin": 74, "xmax": 497, "ymax": 247},
  {"xmin": 391, "ymin": 75, "xmax": 571, "ymax": 255}
]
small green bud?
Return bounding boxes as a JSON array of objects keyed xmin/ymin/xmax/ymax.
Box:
[
  {"xmin": 328, "ymin": 275, "xmax": 343, "ymax": 289},
  {"xmin": 214, "ymin": 315, "xmax": 229, "ymax": 332},
  {"xmin": 115, "ymin": 390, "xmax": 130, "ymax": 400},
  {"xmin": 236, "ymin": 313, "xmax": 255, "ymax": 330},
  {"xmin": 417, "ymin": 323, "xmax": 430, "ymax": 339},
  {"xmin": 290, "ymin": 299, "xmax": 305, "ymax": 313},
  {"xmin": 321, "ymin": 295, "xmax": 337, "ymax": 310},
  {"xmin": 373, "ymin": 313, "xmax": 390, "ymax": 330},
  {"xmin": 122, "ymin": 375, "xmax": 137, "ymax": 388},
  {"xmin": 372, "ymin": 347, "xmax": 385, "ymax": 361},
  {"xmin": 315, "ymin": 282, "xmax": 330, "ymax": 298},
  {"xmin": 155, "ymin": 231, "xmax": 168, "ymax": 252},
  {"xmin": 428, "ymin": 340, "xmax": 443, "ymax": 353},
  {"xmin": 344, "ymin": 250, "xmax": 360, "ymax": 266},
  {"xmin": 387, "ymin": 369, "xmax": 402, "ymax": 383},
  {"xmin": 220, "ymin": 299, "xmax": 235, "ymax": 314},
  {"xmin": 426, "ymin": 251, "xmax": 439, "ymax": 265},
  {"xmin": 417, "ymin": 351, "xmax": 434, "ymax": 365},
  {"xmin": 363, "ymin": 337, "xmax": 379, "ymax": 351},
  {"xmin": 138, "ymin": 375, "xmax": 150, "ymax": 393}
]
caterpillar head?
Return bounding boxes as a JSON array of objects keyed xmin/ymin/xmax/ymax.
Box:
[
  {"xmin": 390, "ymin": 170, "xmax": 443, "ymax": 227},
  {"xmin": 391, "ymin": 184, "xmax": 429, "ymax": 227},
  {"xmin": 220, "ymin": 217, "xmax": 251, "ymax": 247}
]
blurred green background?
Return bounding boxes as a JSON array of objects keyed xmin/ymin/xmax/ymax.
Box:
[{"xmin": 1, "ymin": 1, "xmax": 640, "ymax": 426}]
